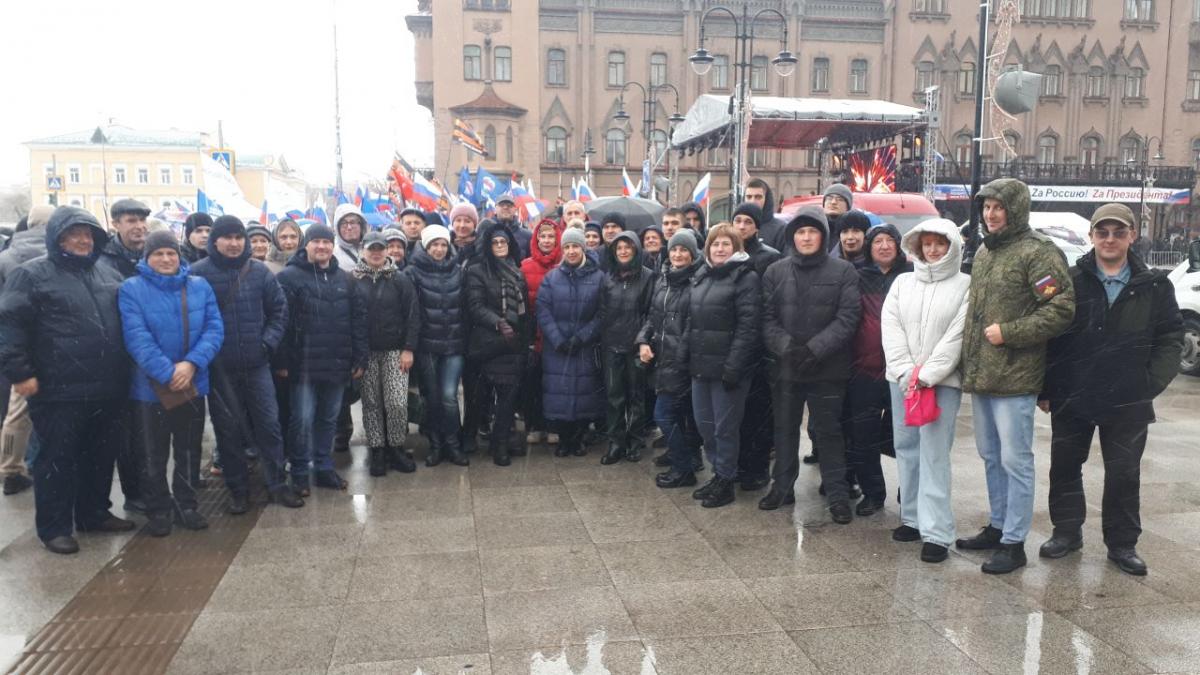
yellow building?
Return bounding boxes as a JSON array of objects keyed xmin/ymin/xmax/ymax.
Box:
[{"xmin": 25, "ymin": 125, "xmax": 213, "ymax": 225}]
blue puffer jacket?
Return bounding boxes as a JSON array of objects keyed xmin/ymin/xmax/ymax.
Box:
[
  {"xmin": 406, "ymin": 246, "xmax": 466, "ymax": 355},
  {"xmin": 119, "ymin": 259, "xmax": 225, "ymax": 403},
  {"xmin": 275, "ymin": 249, "xmax": 368, "ymax": 384},
  {"xmin": 191, "ymin": 240, "xmax": 288, "ymax": 372},
  {"xmin": 536, "ymin": 257, "xmax": 605, "ymax": 422}
]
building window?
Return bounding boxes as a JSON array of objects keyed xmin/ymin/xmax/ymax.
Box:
[
  {"xmin": 958, "ymin": 62, "xmax": 976, "ymax": 95},
  {"xmin": 1037, "ymin": 135, "xmax": 1058, "ymax": 164},
  {"xmin": 545, "ymin": 126, "xmax": 568, "ymax": 163},
  {"xmin": 812, "ymin": 57, "xmax": 830, "ymax": 93},
  {"xmin": 136, "ymin": 167, "xmax": 149, "ymax": 184},
  {"xmin": 547, "ymin": 49, "xmax": 566, "ymax": 86},
  {"xmin": 494, "ymin": 46, "xmax": 512, "ymax": 82},
  {"xmin": 651, "ymin": 129, "xmax": 668, "ymax": 162},
  {"xmin": 1081, "ymin": 135, "xmax": 1102, "ymax": 166},
  {"xmin": 463, "ymin": 45, "xmax": 482, "ymax": 80},
  {"xmin": 954, "ymin": 132, "xmax": 972, "ymax": 166},
  {"xmin": 608, "ymin": 51, "xmax": 625, "ymax": 87},
  {"xmin": 68, "ymin": 166, "xmax": 81, "ymax": 183},
  {"xmin": 712, "ymin": 55, "xmax": 729, "ymax": 89},
  {"xmin": 650, "ymin": 52, "xmax": 667, "ymax": 87},
  {"xmin": 1194, "ymin": 0, "xmax": 1200, "ymax": 21},
  {"xmin": 751, "ymin": 56, "xmax": 768, "ymax": 91},
  {"xmin": 605, "ymin": 129, "xmax": 626, "ymax": 165},
  {"xmin": 1188, "ymin": 70, "xmax": 1200, "ymax": 101},
  {"xmin": 850, "ymin": 59, "xmax": 868, "ymax": 93},
  {"xmin": 748, "ymin": 148, "xmax": 769, "ymax": 168},
  {"xmin": 1120, "ymin": 135, "xmax": 1143, "ymax": 165},
  {"xmin": 159, "ymin": 167, "xmax": 171, "ymax": 184},
  {"xmin": 1002, "ymin": 132, "xmax": 1021, "ymax": 156},
  {"xmin": 1192, "ymin": 138, "xmax": 1200, "ymax": 169},
  {"xmin": 114, "ymin": 166, "xmax": 127, "ymax": 184},
  {"xmin": 1124, "ymin": 0, "xmax": 1154, "ymax": 20},
  {"xmin": 505, "ymin": 126, "xmax": 514, "ymax": 163},
  {"xmin": 1086, "ymin": 67, "xmax": 1106, "ymax": 98},
  {"xmin": 914, "ymin": 0, "xmax": 946, "ymax": 12},
  {"xmin": 1042, "ymin": 65, "xmax": 1062, "ymax": 96},
  {"xmin": 707, "ymin": 146, "xmax": 724, "ymax": 166},
  {"xmin": 916, "ymin": 61, "xmax": 937, "ymax": 92},
  {"xmin": 806, "ymin": 147, "xmax": 822, "ymax": 168},
  {"xmin": 484, "ymin": 125, "xmax": 497, "ymax": 158},
  {"xmin": 1125, "ymin": 67, "xmax": 1145, "ymax": 98},
  {"xmin": 181, "ymin": 166, "xmax": 194, "ymax": 185}
]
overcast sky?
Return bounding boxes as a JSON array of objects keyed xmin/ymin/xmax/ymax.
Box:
[{"xmin": 1, "ymin": 0, "xmax": 433, "ymax": 189}]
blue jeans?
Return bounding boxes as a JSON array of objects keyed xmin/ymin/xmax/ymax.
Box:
[
  {"xmin": 692, "ymin": 377, "xmax": 751, "ymax": 480},
  {"xmin": 417, "ymin": 353, "xmax": 464, "ymax": 448},
  {"xmin": 209, "ymin": 364, "xmax": 287, "ymax": 493},
  {"xmin": 289, "ymin": 379, "xmax": 345, "ymax": 483},
  {"xmin": 654, "ymin": 391, "xmax": 702, "ymax": 474},
  {"xmin": 891, "ymin": 383, "xmax": 962, "ymax": 547},
  {"xmin": 972, "ymin": 394, "xmax": 1037, "ymax": 544}
]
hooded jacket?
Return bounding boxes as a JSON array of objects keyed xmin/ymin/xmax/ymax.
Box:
[
  {"xmin": 275, "ymin": 248, "xmax": 369, "ymax": 384},
  {"xmin": 961, "ymin": 178, "xmax": 1075, "ymax": 395},
  {"xmin": 683, "ymin": 252, "xmax": 761, "ymax": 383},
  {"xmin": 536, "ymin": 255, "xmax": 605, "ymax": 421},
  {"xmin": 332, "ymin": 203, "xmax": 366, "ymax": 270},
  {"xmin": 750, "ymin": 185, "xmax": 789, "ymax": 252},
  {"xmin": 521, "ymin": 221, "xmax": 563, "ymax": 352},
  {"xmin": 600, "ymin": 232, "xmax": 655, "ymax": 354},
  {"xmin": 405, "ymin": 245, "xmax": 466, "ymax": 356},
  {"xmin": 636, "ymin": 259, "xmax": 702, "ymax": 395},
  {"xmin": 881, "ymin": 219, "xmax": 971, "ymax": 389},
  {"xmin": 464, "ymin": 221, "xmax": 531, "ymax": 363},
  {"xmin": 0, "ymin": 207, "xmax": 129, "ymax": 402},
  {"xmin": 680, "ymin": 202, "xmax": 708, "ymax": 239},
  {"xmin": 266, "ymin": 219, "xmax": 302, "ymax": 273},
  {"xmin": 353, "ymin": 257, "xmax": 421, "ymax": 353},
  {"xmin": 191, "ymin": 235, "xmax": 288, "ymax": 372},
  {"xmin": 495, "ymin": 215, "xmax": 533, "ymax": 260},
  {"xmin": 119, "ymin": 259, "xmax": 224, "ymax": 402},
  {"xmin": 1041, "ymin": 250, "xmax": 1181, "ymax": 425},
  {"xmin": 761, "ymin": 207, "xmax": 862, "ymax": 383},
  {"xmin": 180, "ymin": 238, "xmax": 207, "ymax": 264},
  {"xmin": 851, "ymin": 224, "xmax": 912, "ymax": 379},
  {"xmin": 0, "ymin": 206, "xmax": 52, "ymax": 289}
]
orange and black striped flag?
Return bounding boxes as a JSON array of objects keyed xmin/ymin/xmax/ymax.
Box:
[{"xmin": 452, "ymin": 118, "xmax": 488, "ymax": 157}]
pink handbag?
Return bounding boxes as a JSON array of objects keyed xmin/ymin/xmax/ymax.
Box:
[{"xmin": 904, "ymin": 365, "xmax": 941, "ymax": 427}]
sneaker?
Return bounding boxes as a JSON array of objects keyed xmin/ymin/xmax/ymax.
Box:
[
  {"xmin": 546, "ymin": 433, "xmax": 560, "ymax": 445},
  {"xmin": 692, "ymin": 476, "xmax": 721, "ymax": 501},
  {"xmin": 2, "ymin": 474, "xmax": 33, "ymax": 496},
  {"xmin": 920, "ymin": 542, "xmax": 949, "ymax": 563},
  {"xmin": 526, "ymin": 431, "xmax": 545, "ymax": 444},
  {"xmin": 956, "ymin": 524, "xmax": 1003, "ymax": 550},
  {"xmin": 174, "ymin": 509, "xmax": 209, "ymax": 531},
  {"xmin": 655, "ymin": 469, "xmax": 697, "ymax": 488},
  {"xmin": 829, "ymin": 502, "xmax": 853, "ymax": 524},
  {"xmin": 1038, "ymin": 532, "xmax": 1083, "ymax": 559},
  {"xmin": 1107, "ymin": 547, "xmax": 1147, "ymax": 576},
  {"xmin": 892, "ymin": 525, "xmax": 921, "ymax": 542},
  {"xmin": 701, "ymin": 477, "xmax": 736, "ymax": 508},
  {"xmin": 981, "ymin": 542, "xmax": 1027, "ymax": 574},
  {"xmin": 855, "ymin": 497, "xmax": 884, "ymax": 516},
  {"xmin": 758, "ymin": 487, "xmax": 795, "ymax": 511},
  {"xmin": 146, "ymin": 517, "xmax": 172, "ymax": 537}
]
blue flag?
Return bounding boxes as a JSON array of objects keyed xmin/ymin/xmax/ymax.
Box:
[
  {"xmin": 473, "ymin": 167, "xmax": 502, "ymax": 207},
  {"xmin": 457, "ymin": 167, "xmax": 474, "ymax": 201}
]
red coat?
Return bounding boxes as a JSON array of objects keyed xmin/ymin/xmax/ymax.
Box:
[{"xmin": 521, "ymin": 237, "xmax": 562, "ymax": 352}]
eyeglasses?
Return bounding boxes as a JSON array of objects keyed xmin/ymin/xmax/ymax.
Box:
[
  {"xmin": 1093, "ymin": 228, "xmax": 1131, "ymax": 240},
  {"xmin": 491, "ymin": 239, "xmax": 508, "ymax": 247},
  {"xmin": 343, "ymin": 218, "xmax": 365, "ymax": 226}
]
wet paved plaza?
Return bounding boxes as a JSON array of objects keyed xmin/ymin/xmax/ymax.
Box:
[{"xmin": 2, "ymin": 376, "xmax": 1200, "ymax": 674}]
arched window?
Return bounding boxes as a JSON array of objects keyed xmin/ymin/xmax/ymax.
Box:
[
  {"xmin": 958, "ymin": 62, "xmax": 976, "ymax": 95},
  {"xmin": 605, "ymin": 128, "xmax": 627, "ymax": 165},
  {"xmin": 651, "ymin": 129, "xmax": 669, "ymax": 162},
  {"xmin": 607, "ymin": 51, "xmax": 625, "ymax": 87},
  {"xmin": 1086, "ymin": 66, "xmax": 1106, "ymax": 98},
  {"xmin": 484, "ymin": 125, "xmax": 497, "ymax": 158},
  {"xmin": 1120, "ymin": 135, "xmax": 1143, "ymax": 165},
  {"xmin": 650, "ymin": 52, "xmax": 668, "ymax": 87},
  {"xmin": 954, "ymin": 132, "xmax": 973, "ymax": 165},
  {"xmin": 1081, "ymin": 135, "xmax": 1102, "ymax": 166},
  {"xmin": 812, "ymin": 57, "xmax": 830, "ymax": 93},
  {"xmin": 505, "ymin": 126, "xmax": 514, "ymax": 163},
  {"xmin": 1125, "ymin": 67, "xmax": 1145, "ymax": 98},
  {"xmin": 545, "ymin": 127, "xmax": 568, "ymax": 164},
  {"xmin": 547, "ymin": 49, "xmax": 566, "ymax": 86},
  {"xmin": 1002, "ymin": 131, "xmax": 1021, "ymax": 156},
  {"xmin": 463, "ymin": 45, "xmax": 482, "ymax": 81},
  {"xmin": 1037, "ymin": 134, "xmax": 1058, "ymax": 164},
  {"xmin": 850, "ymin": 59, "xmax": 869, "ymax": 93},
  {"xmin": 916, "ymin": 60, "xmax": 937, "ymax": 92},
  {"xmin": 712, "ymin": 55, "xmax": 729, "ymax": 89},
  {"xmin": 751, "ymin": 56, "xmax": 769, "ymax": 91},
  {"xmin": 494, "ymin": 46, "xmax": 512, "ymax": 82},
  {"xmin": 1041, "ymin": 65, "xmax": 1062, "ymax": 96}
]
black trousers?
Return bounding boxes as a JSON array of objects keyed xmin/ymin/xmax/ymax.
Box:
[
  {"xmin": 1048, "ymin": 413, "xmax": 1148, "ymax": 549},
  {"xmin": 135, "ymin": 399, "xmax": 205, "ymax": 517},
  {"xmin": 737, "ymin": 365, "xmax": 774, "ymax": 481},
  {"xmin": 482, "ymin": 358, "xmax": 522, "ymax": 455},
  {"xmin": 772, "ymin": 379, "xmax": 849, "ymax": 503},
  {"xmin": 550, "ymin": 419, "xmax": 594, "ymax": 453},
  {"xmin": 461, "ymin": 358, "xmax": 495, "ymax": 445},
  {"xmin": 520, "ymin": 357, "xmax": 546, "ymax": 432},
  {"xmin": 115, "ymin": 402, "xmax": 142, "ymax": 501},
  {"xmin": 28, "ymin": 399, "xmax": 122, "ymax": 541},
  {"xmin": 603, "ymin": 351, "xmax": 648, "ymax": 451},
  {"xmin": 845, "ymin": 374, "xmax": 893, "ymax": 504}
]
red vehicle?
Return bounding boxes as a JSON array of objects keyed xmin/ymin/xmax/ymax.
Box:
[{"xmin": 779, "ymin": 192, "xmax": 940, "ymax": 235}]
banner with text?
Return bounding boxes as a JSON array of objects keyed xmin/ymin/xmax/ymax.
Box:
[{"xmin": 933, "ymin": 184, "xmax": 1191, "ymax": 205}]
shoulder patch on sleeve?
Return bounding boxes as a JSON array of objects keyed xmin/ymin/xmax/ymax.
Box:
[{"xmin": 1034, "ymin": 274, "xmax": 1060, "ymax": 299}]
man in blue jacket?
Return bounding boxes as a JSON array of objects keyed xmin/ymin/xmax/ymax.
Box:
[
  {"xmin": 275, "ymin": 224, "xmax": 368, "ymax": 494},
  {"xmin": 192, "ymin": 216, "xmax": 304, "ymax": 511}
]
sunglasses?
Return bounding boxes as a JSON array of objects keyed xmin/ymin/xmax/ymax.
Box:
[{"xmin": 1093, "ymin": 228, "xmax": 1131, "ymax": 240}]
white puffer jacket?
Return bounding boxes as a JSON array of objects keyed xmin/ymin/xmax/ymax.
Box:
[{"xmin": 881, "ymin": 218, "xmax": 971, "ymax": 388}]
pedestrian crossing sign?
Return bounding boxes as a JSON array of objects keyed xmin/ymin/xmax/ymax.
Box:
[{"xmin": 46, "ymin": 175, "xmax": 64, "ymax": 191}]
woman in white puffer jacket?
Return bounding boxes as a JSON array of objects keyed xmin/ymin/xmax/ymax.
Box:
[{"xmin": 880, "ymin": 218, "xmax": 971, "ymax": 563}]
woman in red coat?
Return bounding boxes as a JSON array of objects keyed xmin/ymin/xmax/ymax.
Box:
[{"xmin": 520, "ymin": 219, "xmax": 563, "ymax": 447}]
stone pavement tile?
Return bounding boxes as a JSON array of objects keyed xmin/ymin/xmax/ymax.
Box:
[
  {"xmin": 617, "ymin": 579, "xmax": 782, "ymax": 640},
  {"xmin": 809, "ymin": 524, "xmax": 946, "ymax": 571},
  {"xmin": 747, "ymin": 572, "xmax": 916, "ymax": 630},
  {"xmin": 474, "ymin": 511, "xmax": 591, "ymax": 550},
  {"xmin": 578, "ymin": 500, "xmax": 701, "ymax": 544},
  {"xmin": 1132, "ymin": 549, "xmax": 1200, "ymax": 602},
  {"xmin": 252, "ymin": 496, "xmax": 372, "ymax": 530},
  {"xmin": 1141, "ymin": 511, "xmax": 1200, "ymax": 548},
  {"xmin": 484, "ymin": 586, "xmax": 636, "ymax": 652},
  {"xmin": 471, "ymin": 485, "xmax": 577, "ymax": 516},
  {"xmin": 468, "ymin": 458, "xmax": 564, "ymax": 488},
  {"xmin": 86, "ymin": 644, "xmax": 180, "ymax": 675},
  {"xmin": 358, "ymin": 516, "xmax": 476, "ymax": 557},
  {"xmin": 331, "ymin": 596, "xmax": 488, "ymax": 665},
  {"xmin": 597, "ymin": 537, "xmax": 737, "ymax": 587},
  {"xmin": 707, "ymin": 530, "xmax": 856, "ymax": 579},
  {"xmin": 1129, "ymin": 482, "xmax": 1200, "ymax": 516},
  {"xmin": 233, "ymin": 523, "xmax": 364, "ymax": 565},
  {"xmin": 489, "ymin": 639, "xmax": 649, "ymax": 675},
  {"xmin": 167, "ymin": 604, "xmax": 344, "ymax": 674},
  {"xmin": 677, "ymin": 497, "xmax": 806, "ymax": 537},
  {"xmin": 556, "ymin": 458, "xmax": 653, "ymax": 486},
  {"xmin": 789, "ymin": 621, "xmax": 991, "ymax": 675},
  {"xmin": 207, "ymin": 558, "xmax": 356, "ymax": 611},
  {"xmin": 366, "ymin": 487, "xmax": 474, "ymax": 522},
  {"xmin": 994, "ymin": 558, "xmax": 1174, "ymax": 612},
  {"xmin": 479, "ymin": 543, "xmax": 609, "ymax": 596},
  {"xmin": 566, "ymin": 481, "xmax": 667, "ymax": 513},
  {"xmin": 0, "ymin": 530, "xmax": 132, "ymax": 580},
  {"xmin": 870, "ymin": 558, "xmax": 1044, "ymax": 620},
  {"xmin": 643, "ymin": 631, "xmax": 820, "ymax": 675},
  {"xmin": 1062, "ymin": 603, "xmax": 1200, "ymax": 673},
  {"xmin": 352, "ymin": 464, "xmax": 472, "ymax": 494},
  {"xmin": 348, "ymin": 550, "xmax": 482, "ymax": 602},
  {"xmin": 931, "ymin": 611, "xmax": 1152, "ymax": 675},
  {"xmin": 328, "ymin": 653, "xmax": 492, "ymax": 674},
  {"xmin": 0, "ymin": 570, "xmax": 103, "ymax": 635}
]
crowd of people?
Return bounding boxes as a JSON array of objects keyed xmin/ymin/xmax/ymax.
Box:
[{"xmin": 0, "ymin": 178, "xmax": 1183, "ymax": 579}]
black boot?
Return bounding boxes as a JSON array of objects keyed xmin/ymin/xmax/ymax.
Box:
[
  {"xmin": 268, "ymin": 487, "xmax": 304, "ymax": 508},
  {"xmin": 368, "ymin": 448, "xmax": 388, "ymax": 477},
  {"xmin": 758, "ymin": 486, "xmax": 795, "ymax": 511},
  {"xmin": 1107, "ymin": 547, "xmax": 1147, "ymax": 576},
  {"xmin": 389, "ymin": 447, "xmax": 417, "ymax": 473},
  {"xmin": 921, "ymin": 542, "xmax": 949, "ymax": 563},
  {"xmin": 655, "ymin": 469, "xmax": 697, "ymax": 488},
  {"xmin": 600, "ymin": 444, "xmax": 625, "ymax": 465},
  {"xmin": 1039, "ymin": 531, "xmax": 1083, "ymax": 559},
  {"xmin": 692, "ymin": 475, "xmax": 721, "ymax": 501},
  {"xmin": 981, "ymin": 542, "xmax": 1027, "ymax": 574},
  {"xmin": 553, "ymin": 443, "xmax": 571, "ymax": 458},
  {"xmin": 829, "ymin": 501, "xmax": 853, "ymax": 524},
  {"xmin": 653, "ymin": 452, "xmax": 671, "ymax": 467},
  {"xmin": 425, "ymin": 433, "xmax": 444, "ymax": 467},
  {"xmin": 701, "ymin": 477, "xmax": 736, "ymax": 508},
  {"xmin": 492, "ymin": 445, "xmax": 511, "ymax": 467},
  {"xmin": 446, "ymin": 443, "xmax": 470, "ymax": 466},
  {"xmin": 227, "ymin": 493, "xmax": 250, "ymax": 515},
  {"xmin": 956, "ymin": 524, "xmax": 1003, "ymax": 550}
]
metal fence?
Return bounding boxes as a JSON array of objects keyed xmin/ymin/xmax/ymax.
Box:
[{"xmin": 1145, "ymin": 251, "xmax": 1186, "ymax": 269}]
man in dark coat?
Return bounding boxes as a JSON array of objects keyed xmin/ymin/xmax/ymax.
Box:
[
  {"xmin": 680, "ymin": 202, "xmax": 707, "ymax": 239},
  {"xmin": 822, "ymin": 183, "xmax": 854, "ymax": 252},
  {"xmin": 599, "ymin": 231, "xmax": 655, "ymax": 464},
  {"xmin": 760, "ymin": 206, "xmax": 862, "ymax": 524},
  {"xmin": 180, "ymin": 213, "xmax": 212, "ymax": 264},
  {"xmin": 192, "ymin": 215, "xmax": 303, "ymax": 512},
  {"xmin": 744, "ymin": 178, "xmax": 788, "ymax": 251},
  {"xmin": 0, "ymin": 207, "xmax": 136, "ymax": 553},
  {"xmin": 1038, "ymin": 203, "xmax": 1182, "ymax": 576},
  {"xmin": 398, "ymin": 208, "xmax": 426, "ymax": 258},
  {"xmin": 495, "ymin": 192, "xmax": 533, "ymax": 260},
  {"xmin": 275, "ymin": 224, "xmax": 369, "ymax": 493}
]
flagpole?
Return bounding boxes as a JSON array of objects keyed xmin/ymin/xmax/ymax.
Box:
[{"xmin": 333, "ymin": 21, "xmax": 344, "ymax": 194}]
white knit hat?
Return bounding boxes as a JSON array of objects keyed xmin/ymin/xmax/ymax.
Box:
[{"xmin": 420, "ymin": 224, "xmax": 451, "ymax": 249}]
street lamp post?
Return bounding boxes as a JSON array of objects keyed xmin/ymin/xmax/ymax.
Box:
[
  {"xmin": 1128, "ymin": 136, "xmax": 1164, "ymax": 239},
  {"xmin": 689, "ymin": 5, "xmax": 796, "ymax": 205},
  {"xmin": 614, "ymin": 81, "xmax": 686, "ymax": 200},
  {"xmin": 580, "ymin": 128, "xmax": 596, "ymax": 187}
]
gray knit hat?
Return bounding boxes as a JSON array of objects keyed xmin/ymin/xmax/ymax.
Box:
[
  {"xmin": 560, "ymin": 227, "xmax": 587, "ymax": 249},
  {"xmin": 667, "ymin": 229, "xmax": 701, "ymax": 262},
  {"xmin": 823, "ymin": 183, "xmax": 853, "ymax": 210}
]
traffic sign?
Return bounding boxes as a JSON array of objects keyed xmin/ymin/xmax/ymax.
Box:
[
  {"xmin": 211, "ymin": 149, "xmax": 236, "ymax": 174},
  {"xmin": 46, "ymin": 175, "xmax": 64, "ymax": 191}
]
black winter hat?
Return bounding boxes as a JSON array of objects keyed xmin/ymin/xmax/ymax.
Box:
[
  {"xmin": 399, "ymin": 207, "xmax": 426, "ymax": 223},
  {"xmin": 144, "ymin": 230, "xmax": 180, "ymax": 259},
  {"xmin": 305, "ymin": 224, "xmax": 336, "ymax": 245},
  {"xmin": 600, "ymin": 212, "xmax": 626, "ymax": 230},
  {"xmin": 211, "ymin": 215, "xmax": 245, "ymax": 240},
  {"xmin": 732, "ymin": 202, "xmax": 764, "ymax": 229},
  {"xmin": 184, "ymin": 212, "xmax": 214, "ymax": 236},
  {"xmin": 839, "ymin": 210, "xmax": 872, "ymax": 233}
]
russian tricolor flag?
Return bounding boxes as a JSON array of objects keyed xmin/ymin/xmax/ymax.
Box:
[
  {"xmin": 692, "ymin": 172, "xmax": 711, "ymax": 208},
  {"xmin": 409, "ymin": 171, "xmax": 444, "ymax": 211},
  {"xmin": 259, "ymin": 200, "xmax": 269, "ymax": 225},
  {"xmin": 576, "ymin": 179, "xmax": 596, "ymax": 203},
  {"xmin": 621, "ymin": 168, "xmax": 637, "ymax": 197}
]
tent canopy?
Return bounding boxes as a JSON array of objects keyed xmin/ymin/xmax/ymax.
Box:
[{"xmin": 671, "ymin": 95, "xmax": 926, "ymax": 153}]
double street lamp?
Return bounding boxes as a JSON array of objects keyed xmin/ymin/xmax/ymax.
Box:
[
  {"xmin": 1127, "ymin": 136, "xmax": 1164, "ymax": 238},
  {"xmin": 614, "ymin": 82, "xmax": 686, "ymax": 201},
  {"xmin": 689, "ymin": 5, "xmax": 796, "ymax": 204}
]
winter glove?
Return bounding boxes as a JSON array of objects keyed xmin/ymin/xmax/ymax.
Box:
[
  {"xmin": 555, "ymin": 339, "xmax": 572, "ymax": 354},
  {"xmin": 721, "ymin": 375, "xmax": 740, "ymax": 391},
  {"xmin": 497, "ymin": 320, "xmax": 515, "ymax": 340},
  {"xmin": 792, "ymin": 345, "xmax": 817, "ymax": 373}
]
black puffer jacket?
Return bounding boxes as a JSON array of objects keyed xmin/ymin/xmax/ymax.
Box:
[
  {"xmin": 1042, "ymin": 251, "xmax": 1182, "ymax": 425},
  {"xmin": 465, "ymin": 222, "xmax": 531, "ymax": 362},
  {"xmin": 406, "ymin": 246, "xmax": 466, "ymax": 355},
  {"xmin": 353, "ymin": 258, "xmax": 421, "ymax": 352},
  {"xmin": 761, "ymin": 208, "xmax": 862, "ymax": 383},
  {"xmin": 636, "ymin": 259, "xmax": 701, "ymax": 395},
  {"xmin": 181, "ymin": 239, "xmax": 207, "ymax": 264},
  {"xmin": 744, "ymin": 235, "xmax": 782, "ymax": 277},
  {"xmin": 683, "ymin": 253, "xmax": 761, "ymax": 383},
  {"xmin": 601, "ymin": 232, "xmax": 655, "ymax": 354},
  {"xmin": 0, "ymin": 207, "xmax": 129, "ymax": 402},
  {"xmin": 191, "ymin": 240, "xmax": 288, "ymax": 372},
  {"xmin": 275, "ymin": 249, "xmax": 368, "ymax": 384}
]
